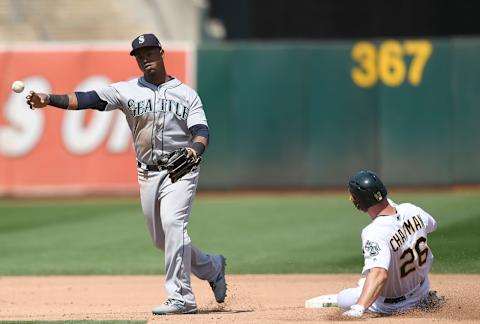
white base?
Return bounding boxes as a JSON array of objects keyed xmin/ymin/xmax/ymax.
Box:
[{"xmin": 305, "ymin": 294, "xmax": 338, "ymax": 308}]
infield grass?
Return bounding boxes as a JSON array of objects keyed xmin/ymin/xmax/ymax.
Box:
[{"xmin": 0, "ymin": 191, "xmax": 478, "ymax": 275}]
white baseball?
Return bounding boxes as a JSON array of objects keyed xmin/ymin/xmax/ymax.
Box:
[{"xmin": 11, "ymin": 80, "xmax": 25, "ymax": 93}]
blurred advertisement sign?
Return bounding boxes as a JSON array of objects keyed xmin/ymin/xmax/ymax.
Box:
[{"xmin": 0, "ymin": 43, "xmax": 193, "ymax": 196}]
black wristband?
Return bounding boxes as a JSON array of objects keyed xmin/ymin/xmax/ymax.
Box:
[
  {"xmin": 48, "ymin": 94, "xmax": 69, "ymax": 109},
  {"xmin": 191, "ymin": 142, "xmax": 206, "ymax": 156}
]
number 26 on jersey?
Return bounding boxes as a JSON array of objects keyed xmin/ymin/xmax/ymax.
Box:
[{"xmin": 400, "ymin": 236, "xmax": 429, "ymax": 278}]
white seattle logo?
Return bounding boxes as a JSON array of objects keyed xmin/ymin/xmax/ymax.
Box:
[{"xmin": 138, "ymin": 36, "xmax": 145, "ymax": 44}]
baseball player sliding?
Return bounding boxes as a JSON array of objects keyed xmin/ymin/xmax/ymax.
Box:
[
  {"xmin": 306, "ymin": 170, "xmax": 441, "ymax": 317},
  {"xmin": 26, "ymin": 33, "xmax": 227, "ymax": 315}
]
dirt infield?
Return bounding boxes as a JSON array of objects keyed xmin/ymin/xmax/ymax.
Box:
[{"xmin": 0, "ymin": 274, "xmax": 478, "ymax": 323}]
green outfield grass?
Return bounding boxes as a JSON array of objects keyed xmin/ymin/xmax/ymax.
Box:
[{"xmin": 0, "ymin": 191, "xmax": 478, "ymax": 275}]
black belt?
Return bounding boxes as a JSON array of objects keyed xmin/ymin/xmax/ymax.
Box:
[
  {"xmin": 383, "ymin": 278, "xmax": 425, "ymax": 304},
  {"xmin": 137, "ymin": 161, "xmax": 163, "ymax": 171},
  {"xmin": 383, "ymin": 295, "xmax": 406, "ymax": 304}
]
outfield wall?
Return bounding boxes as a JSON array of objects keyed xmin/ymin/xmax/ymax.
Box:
[
  {"xmin": 1, "ymin": 39, "xmax": 479, "ymax": 195},
  {"xmin": 197, "ymin": 38, "xmax": 480, "ymax": 188}
]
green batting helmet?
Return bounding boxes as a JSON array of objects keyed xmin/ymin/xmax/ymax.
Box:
[{"xmin": 348, "ymin": 170, "xmax": 387, "ymax": 211}]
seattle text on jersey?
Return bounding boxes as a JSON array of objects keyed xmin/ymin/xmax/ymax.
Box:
[{"xmin": 127, "ymin": 98, "xmax": 190, "ymax": 120}]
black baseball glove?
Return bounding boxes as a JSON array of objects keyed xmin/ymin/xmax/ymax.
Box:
[{"xmin": 164, "ymin": 148, "xmax": 202, "ymax": 183}]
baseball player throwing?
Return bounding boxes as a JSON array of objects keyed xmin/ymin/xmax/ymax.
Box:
[
  {"xmin": 306, "ymin": 170, "xmax": 440, "ymax": 317},
  {"xmin": 26, "ymin": 33, "xmax": 227, "ymax": 315}
]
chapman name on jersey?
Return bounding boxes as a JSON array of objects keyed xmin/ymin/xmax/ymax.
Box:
[{"xmin": 389, "ymin": 214, "xmax": 426, "ymax": 251}]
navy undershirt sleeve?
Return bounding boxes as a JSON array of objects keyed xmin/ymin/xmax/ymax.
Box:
[
  {"xmin": 75, "ymin": 91, "xmax": 108, "ymax": 111},
  {"xmin": 189, "ymin": 124, "xmax": 209, "ymax": 141}
]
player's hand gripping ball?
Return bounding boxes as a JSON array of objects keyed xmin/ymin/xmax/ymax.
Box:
[
  {"xmin": 163, "ymin": 148, "xmax": 202, "ymax": 183},
  {"xmin": 11, "ymin": 80, "xmax": 25, "ymax": 93}
]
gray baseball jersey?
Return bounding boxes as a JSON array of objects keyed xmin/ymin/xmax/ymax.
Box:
[
  {"xmin": 94, "ymin": 76, "xmax": 222, "ymax": 307},
  {"xmin": 95, "ymin": 76, "xmax": 207, "ymax": 164}
]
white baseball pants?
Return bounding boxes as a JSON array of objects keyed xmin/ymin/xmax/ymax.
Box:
[{"xmin": 337, "ymin": 276, "xmax": 430, "ymax": 314}]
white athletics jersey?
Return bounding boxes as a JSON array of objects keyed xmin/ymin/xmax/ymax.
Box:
[
  {"xmin": 361, "ymin": 202, "xmax": 437, "ymax": 298},
  {"xmin": 95, "ymin": 77, "xmax": 208, "ymax": 164}
]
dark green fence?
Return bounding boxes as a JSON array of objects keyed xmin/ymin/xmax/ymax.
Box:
[{"xmin": 196, "ymin": 39, "xmax": 480, "ymax": 188}]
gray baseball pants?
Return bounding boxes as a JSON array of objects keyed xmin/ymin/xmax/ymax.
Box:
[{"xmin": 137, "ymin": 167, "xmax": 222, "ymax": 306}]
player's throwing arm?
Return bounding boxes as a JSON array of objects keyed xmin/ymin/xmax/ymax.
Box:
[{"xmin": 25, "ymin": 33, "xmax": 227, "ymax": 316}]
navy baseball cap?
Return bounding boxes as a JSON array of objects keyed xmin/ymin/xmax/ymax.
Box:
[{"xmin": 130, "ymin": 33, "xmax": 162, "ymax": 56}]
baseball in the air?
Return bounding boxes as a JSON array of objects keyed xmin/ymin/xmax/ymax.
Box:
[{"xmin": 11, "ymin": 80, "xmax": 25, "ymax": 93}]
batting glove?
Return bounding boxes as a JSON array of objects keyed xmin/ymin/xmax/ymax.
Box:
[{"xmin": 342, "ymin": 304, "xmax": 365, "ymax": 318}]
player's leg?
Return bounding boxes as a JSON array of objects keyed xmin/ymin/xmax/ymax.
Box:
[
  {"xmin": 158, "ymin": 171, "xmax": 200, "ymax": 307},
  {"xmin": 306, "ymin": 288, "xmax": 359, "ymax": 310},
  {"xmin": 160, "ymin": 171, "xmax": 226, "ymax": 304},
  {"xmin": 191, "ymin": 247, "xmax": 227, "ymax": 303},
  {"xmin": 190, "ymin": 247, "xmax": 223, "ymax": 281},
  {"xmin": 337, "ymin": 282, "xmax": 388, "ymax": 314},
  {"xmin": 137, "ymin": 169, "xmax": 165, "ymax": 250},
  {"xmin": 337, "ymin": 287, "xmax": 362, "ymax": 309},
  {"xmin": 306, "ymin": 277, "xmax": 365, "ymax": 309},
  {"xmin": 337, "ymin": 278, "xmax": 385, "ymax": 311}
]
